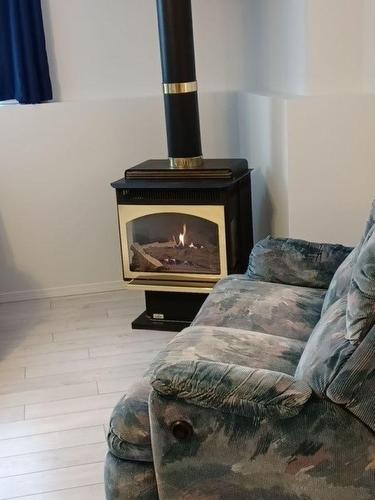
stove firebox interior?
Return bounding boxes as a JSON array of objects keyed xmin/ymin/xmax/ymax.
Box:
[
  {"xmin": 127, "ymin": 212, "xmax": 221, "ymax": 275},
  {"xmin": 111, "ymin": 0, "xmax": 253, "ymax": 331}
]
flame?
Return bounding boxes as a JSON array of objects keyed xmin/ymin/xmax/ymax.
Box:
[
  {"xmin": 178, "ymin": 224, "xmax": 187, "ymax": 247},
  {"xmin": 173, "ymin": 224, "xmax": 202, "ymax": 249}
]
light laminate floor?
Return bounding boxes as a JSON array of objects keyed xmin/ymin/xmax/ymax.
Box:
[{"xmin": 0, "ymin": 290, "xmax": 174, "ymax": 499}]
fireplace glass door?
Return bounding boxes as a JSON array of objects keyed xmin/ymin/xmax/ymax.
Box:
[{"xmin": 118, "ymin": 205, "xmax": 227, "ymax": 282}]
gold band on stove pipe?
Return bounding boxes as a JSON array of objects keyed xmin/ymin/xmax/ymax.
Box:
[
  {"xmin": 163, "ymin": 81, "xmax": 198, "ymax": 95},
  {"xmin": 169, "ymin": 156, "xmax": 204, "ymax": 168}
]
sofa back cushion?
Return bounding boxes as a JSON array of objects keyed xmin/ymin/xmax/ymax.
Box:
[
  {"xmin": 321, "ymin": 247, "xmax": 358, "ymax": 315},
  {"xmin": 346, "ymin": 225, "xmax": 375, "ymax": 342},
  {"xmin": 295, "ymin": 298, "xmax": 375, "ymax": 431},
  {"xmin": 364, "ymin": 199, "xmax": 375, "ymax": 237},
  {"xmin": 295, "ymin": 298, "xmax": 355, "ymax": 397},
  {"xmin": 321, "ymin": 199, "xmax": 375, "ymax": 315},
  {"xmin": 326, "ymin": 325, "xmax": 375, "ymax": 431}
]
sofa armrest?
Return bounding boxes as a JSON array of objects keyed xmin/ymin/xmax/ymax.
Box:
[
  {"xmin": 150, "ymin": 360, "xmax": 312, "ymax": 420},
  {"xmin": 247, "ymin": 237, "xmax": 353, "ymax": 289},
  {"xmin": 149, "ymin": 388, "xmax": 374, "ymax": 500}
]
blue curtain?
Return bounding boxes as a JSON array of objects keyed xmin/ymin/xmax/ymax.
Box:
[{"xmin": 0, "ymin": 0, "xmax": 52, "ymax": 104}]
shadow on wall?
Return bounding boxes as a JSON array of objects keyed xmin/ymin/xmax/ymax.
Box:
[
  {"xmin": 236, "ymin": 91, "xmax": 276, "ymax": 243},
  {"xmin": 250, "ymin": 169, "xmax": 274, "ymax": 242},
  {"xmin": 200, "ymin": 91, "xmax": 241, "ymax": 157},
  {"xmin": 237, "ymin": 89, "xmax": 289, "ymax": 243},
  {"xmin": 0, "ymin": 216, "xmax": 44, "ymax": 361}
]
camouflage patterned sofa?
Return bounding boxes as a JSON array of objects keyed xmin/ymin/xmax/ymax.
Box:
[{"xmin": 105, "ymin": 202, "xmax": 375, "ymax": 500}]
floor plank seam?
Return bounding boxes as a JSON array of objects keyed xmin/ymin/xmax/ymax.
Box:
[
  {"xmin": 0, "ymin": 417, "xmax": 113, "ymax": 441},
  {"xmin": 0, "ymin": 459, "xmax": 105, "ymax": 480},
  {"xmin": 23, "ymin": 409, "xmax": 111, "ymax": 422},
  {"xmin": 5, "ymin": 481, "xmax": 105, "ymax": 500},
  {"xmin": 0, "ymin": 440, "xmax": 106, "ymax": 460},
  {"xmin": 1, "ymin": 346, "xmax": 91, "ymax": 362},
  {"xmin": 0, "ymin": 383, "xmax": 98, "ymax": 408},
  {"xmin": 0, "ymin": 424, "xmax": 104, "ymax": 444}
]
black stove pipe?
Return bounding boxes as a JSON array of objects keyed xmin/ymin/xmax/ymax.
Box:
[{"xmin": 156, "ymin": 0, "xmax": 203, "ymax": 168}]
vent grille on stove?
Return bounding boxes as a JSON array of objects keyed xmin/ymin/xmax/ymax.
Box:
[
  {"xmin": 119, "ymin": 189, "xmax": 225, "ymax": 204},
  {"xmin": 125, "ymin": 169, "xmax": 233, "ymax": 181}
]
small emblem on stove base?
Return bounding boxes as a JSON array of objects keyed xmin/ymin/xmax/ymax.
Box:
[{"xmin": 153, "ymin": 313, "xmax": 165, "ymax": 320}]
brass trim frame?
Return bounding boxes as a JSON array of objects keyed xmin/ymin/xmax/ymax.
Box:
[
  {"xmin": 163, "ymin": 81, "xmax": 198, "ymax": 94},
  {"xmin": 125, "ymin": 279, "xmax": 214, "ymax": 294},
  {"xmin": 169, "ymin": 156, "xmax": 203, "ymax": 168}
]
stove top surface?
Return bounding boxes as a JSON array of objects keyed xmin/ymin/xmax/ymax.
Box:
[{"xmin": 122, "ymin": 159, "xmax": 249, "ymax": 181}]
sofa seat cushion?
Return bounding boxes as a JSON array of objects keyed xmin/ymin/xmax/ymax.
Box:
[
  {"xmin": 193, "ymin": 275, "xmax": 325, "ymax": 342},
  {"xmin": 108, "ymin": 325, "xmax": 306, "ymax": 463},
  {"xmin": 149, "ymin": 325, "xmax": 306, "ymax": 377}
]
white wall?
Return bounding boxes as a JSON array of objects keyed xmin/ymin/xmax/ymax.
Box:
[
  {"xmin": 285, "ymin": 0, "xmax": 375, "ymax": 245},
  {"xmin": 287, "ymin": 95, "xmax": 375, "ymax": 246},
  {"xmin": 42, "ymin": 0, "xmax": 248, "ymax": 101},
  {"xmin": 0, "ymin": 0, "xmax": 248, "ymax": 300},
  {"xmin": 0, "ymin": 93, "xmax": 240, "ymax": 301},
  {"xmin": 243, "ymin": 0, "xmax": 371, "ymax": 97},
  {"xmin": 245, "ymin": 0, "xmax": 307, "ymax": 96},
  {"xmin": 242, "ymin": 0, "xmax": 375, "ymax": 247},
  {"xmin": 306, "ymin": 0, "xmax": 366, "ymax": 95},
  {"xmin": 2, "ymin": 0, "xmax": 375, "ymax": 299},
  {"xmin": 238, "ymin": 92, "xmax": 289, "ymax": 241}
]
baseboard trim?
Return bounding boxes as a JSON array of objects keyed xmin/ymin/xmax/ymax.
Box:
[{"xmin": 0, "ymin": 281, "xmax": 126, "ymax": 303}]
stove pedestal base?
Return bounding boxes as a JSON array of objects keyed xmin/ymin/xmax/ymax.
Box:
[{"xmin": 132, "ymin": 291, "xmax": 207, "ymax": 332}]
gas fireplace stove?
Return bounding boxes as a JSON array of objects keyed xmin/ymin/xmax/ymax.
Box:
[{"xmin": 112, "ymin": 0, "xmax": 253, "ymax": 331}]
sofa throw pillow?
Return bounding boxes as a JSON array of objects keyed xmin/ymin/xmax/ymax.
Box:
[
  {"xmin": 346, "ymin": 225, "xmax": 375, "ymax": 343},
  {"xmin": 321, "ymin": 198, "xmax": 375, "ymax": 316},
  {"xmin": 248, "ymin": 237, "xmax": 351, "ymax": 289}
]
